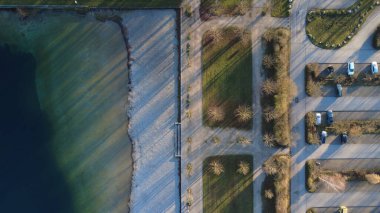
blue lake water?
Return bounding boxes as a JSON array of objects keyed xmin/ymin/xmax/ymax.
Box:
[{"xmin": 0, "ymin": 44, "xmax": 73, "ymax": 212}]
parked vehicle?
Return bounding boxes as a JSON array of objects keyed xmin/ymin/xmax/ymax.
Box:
[
  {"xmin": 338, "ymin": 206, "xmax": 348, "ymax": 213},
  {"xmin": 315, "ymin": 113, "xmax": 321, "ymax": 125},
  {"xmin": 327, "ymin": 110, "xmax": 334, "ymax": 125},
  {"xmin": 341, "ymin": 132, "xmax": 348, "ymax": 144},
  {"xmin": 371, "ymin": 61, "xmax": 378, "ymax": 74},
  {"xmin": 328, "ymin": 65, "xmax": 334, "ymax": 73},
  {"xmin": 337, "ymin": 84, "xmax": 342, "ymax": 97},
  {"xmin": 321, "ymin": 131, "xmax": 327, "ymax": 144},
  {"xmin": 347, "ymin": 62, "xmax": 355, "ymax": 76}
]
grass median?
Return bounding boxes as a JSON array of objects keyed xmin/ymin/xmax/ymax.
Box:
[
  {"xmin": 200, "ymin": 0, "xmax": 251, "ymax": 20},
  {"xmin": 203, "ymin": 155, "xmax": 253, "ymax": 213},
  {"xmin": 271, "ymin": 0, "xmax": 291, "ymax": 17},
  {"xmin": 202, "ymin": 27, "xmax": 253, "ymax": 129}
]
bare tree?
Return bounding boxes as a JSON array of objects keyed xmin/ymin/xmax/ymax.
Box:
[
  {"xmin": 264, "ymin": 189, "xmax": 274, "ymax": 199},
  {"xmin": 237, "ymin": 136, "xmax": 251, "ymax": 144},
  {"xmin": 262, "ymin": 54, "xmax": 274, "ymax": 70},
  {"xmin": 237, "ymin": 161, "xmax": 250, "ymax": 175},
  {"xmin": 262, "ymin": 79, "xmax": 277, "ymax": 95},
  {"xmin": 207, "ymin": 106, "xmax": 225, "ymax": 122},
  {"xmin": 235, "ymin": 105, "xmax": 253, "ymax": 122},
  {"xmin": 263, "ymin": 133, "xmax": 275, "ymax": 147},
  {"xmin": 209, "ymin": 160, "xmax": 224, "ymax": 176}
]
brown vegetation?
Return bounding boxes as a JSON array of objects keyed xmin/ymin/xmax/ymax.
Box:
[
  {"xmin": 306, "ymin": 159, "xmax": 380, "ymax": 192},
  {"xmin": 235, "ymin": 105, "xmax": 253, "ymax": 122},
  {"xmin": 237, "ymin": 161, "xmax": 250, "ymax": 176},
  {"xmin": 263, "ymin": 154, "xmax": 290, "ymax": 213},
  {"xmin": 261, "ymin": 28, "xmax": 294, "ymax": 147},
  {"xmin": 209, "ymin": 160, "xmax": 224, "ymax": 176}
]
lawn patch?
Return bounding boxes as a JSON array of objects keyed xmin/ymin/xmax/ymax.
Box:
[
  {"xmin": 271, "ymin": 0, "xmax": 292, "ymax": 17},
  {"xmin": 306, "ymin": 0, "xmax": 380, "ymax": 49},
  {"xmin": 202, "ymin": 27, "xmax": 253, "ymax": 129},
  {"xmin": 200, "ymin": 0, "xmax": 251, "ymax": 20},
  {"xmin": 263, "ymin": 154, "xmax": 291, "ymax": 213},
  {"xmin": 203, "ymin": 155, "xmax": 253, "ymax": 213},
  {"xmin": 261, "ymin": 28, "xmax": 295, "ymax": 147}
]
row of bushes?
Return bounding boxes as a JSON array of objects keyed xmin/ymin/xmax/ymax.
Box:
[
  {"xmin": 261, "ymin": 28, "xmax": 295, "ymax": 147},
  {"xmin": 305, "ymin": 112, "xmax": 320, "ymax": 144},
  {"xmin": 263, "ymin": 154, "xmax": 291, "ymax": 213},
  {"xmin": 306, "ymin": 159, "xmax": 380, "ymax": 193}
]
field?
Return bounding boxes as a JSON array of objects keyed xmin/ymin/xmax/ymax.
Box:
[
  {"xmin": 306, "ymin": 0, "xmax": 379, "ymax": 49},
  {"xmin": 202, "ymin": 27, "xmax": 253, "ymax": 129},
  {"xmin": 0, "ymin": 0, "xmax": 180, "ymax": 7},
  {"xmin": 200, "ymin": 0, "xmax": 250, "ymax": 19},
  {"xmin": 203, "ymin": 155, "xmax": 253, "ymax": 213},
  {"xmin": 271, "ymin": 0, "xmax": 290, "ymax": 17}
]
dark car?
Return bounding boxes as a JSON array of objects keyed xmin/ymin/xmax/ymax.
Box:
[
  {"xmin": 341, "ymin": 132, "xmax": 348, "ymax": 144},
  {"xmin": 327, "ymin": 110, "xmax": 334, "ymax": 125}
]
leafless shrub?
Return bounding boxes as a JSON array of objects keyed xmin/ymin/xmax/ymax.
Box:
[
  {"xmin": 335, "ymin": 75, "xmax": 347, "ymax": 84},
  {"xmin": 186, "ymin": 163, "xmax": 193, "ymax": 177},
  {"xmin": 262, "ymin": 54, "xmax": 274, "ymax": 70},
  {"xmin": 306, "ymin": 81, "xmax": 322, "ymax": 96},
  {"xmin": 235, "ymin": 105, "xmax": 253, "ymax": 122},
  {"xmin": 349, "ymin": 125, "xmax": 362, "ymax": 136},
  {"xmin": 186, "ymin": 188, "xmax": 193, "ymax": 206},
  {"xmin": 237, "ymin": 136, "xmax": 251, "ymax": 144},
  {"xmin": 211, "ymin": 136, "xmax": 221, "ymax": 144},
  {"xmin": 264, "ymin": 189, "xmax": 274, "ymax": 199},
  {"xmin": 261, "ymin": 79, "xmax": 277, "ymax": 95},
  {"xmin": 209, "ymin": 160, "xmax": 224, "ymax": 176},
  {"xmin": 207, "ymin": 106, "xmax": 225, "ymax": 122},
  {"xmin": 365, "ymin": 173, "xmax": 380, "ymax": 184},
  {"xmin": 263, "ymin": 133, "xmax": 275, "ymax": 147},
  {"xmin": 237, "ymin": 161, "xmax": 250, "ymax": 175},
  {"xmin": 236, "ymin": 1, "xmax": 250, "ymax": 15}
]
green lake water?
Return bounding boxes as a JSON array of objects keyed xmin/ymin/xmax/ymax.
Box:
[{"xmin": 0, "ymin": 11, "xmax": 132, "ymax": 213}]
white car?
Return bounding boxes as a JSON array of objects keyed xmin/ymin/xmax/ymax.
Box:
[
  {"xmin": 347, "ymin": 62, "xmax": 355, "ymax": 76},
  {"xmin": 371, "ymin": 61, "xmax": 378, "ymax": 74},
  {"xmin": 315, "ymin": 113, "xmax": 321, "ymax": 125}
]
